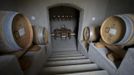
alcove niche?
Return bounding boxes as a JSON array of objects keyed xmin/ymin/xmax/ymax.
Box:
[{"xmin": 49, "ymin": 5, "xmax": 80, "ymax": 51}]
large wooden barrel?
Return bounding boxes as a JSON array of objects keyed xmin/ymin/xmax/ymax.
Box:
[
  {"xmin": 33, "ymin": 26, "xmax": 48, "ymax": 45},
  {"xmin": 83, "ymin": 26, "xmax": 90, "ymax": 42},
  {"xmin": 100, "ymin": 14, "xmax": 134, "ymax": 46},
  {"xmin": 0, "ymin": 11, "xmax": 33, "ymax": 53},
  {"xmin": 89, "ymin": 26, "xmax": 97, "ymax": 41},
  {"xmin": 83, "ymin": 26, "xmax": 97, "ymax": 42}
]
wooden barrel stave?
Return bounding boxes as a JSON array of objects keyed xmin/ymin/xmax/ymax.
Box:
[
  {"xmin": 124, "ymin": 14, "xmax": 134, "ymax": 46},
  {"xmin": 0, "ymin": 11, "xmax": 21, "ymax": 52},
  {"xmin": 116, "ymin": 15, "xmax": 133, "ymax": 45}
]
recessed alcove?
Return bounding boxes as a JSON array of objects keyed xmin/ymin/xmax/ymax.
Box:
[{"xmin": 49, "ymin": 5, "xmax": 80, "ymax": 51}]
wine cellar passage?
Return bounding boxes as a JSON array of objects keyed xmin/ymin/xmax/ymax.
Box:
[{"xmin": 0, "ymin": 0, "xmax": 134, "ymax": 75}]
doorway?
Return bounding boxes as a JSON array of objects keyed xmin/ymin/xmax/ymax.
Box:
[{"xmin": 49, "ymin": 6, "xmax": 80, "ymax": 51}]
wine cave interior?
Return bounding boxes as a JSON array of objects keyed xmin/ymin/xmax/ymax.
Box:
[{"xmin": 0, "ymin": 0, "xmax": 134, "ymax": 75}]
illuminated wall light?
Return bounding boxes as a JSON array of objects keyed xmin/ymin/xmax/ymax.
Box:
[
  {"xmin": 31, "ymin": 16, "xmax": 36, "ymax": 21},
  {"xmin": 62, "ymin": 16, "xmax": 64, "ymax": 18},
  {"xmin": 53, "ymin": 16, "xmax": 56, "ymax": 18},
  {"xmin": 58, "ymin": 15, "xmax": 60, "ymax": 18},
  {"xmin": 92, "ymin": 17, "xmax": 96, "ymax": 21}
]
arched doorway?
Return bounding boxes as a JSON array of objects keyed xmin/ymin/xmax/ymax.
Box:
[{"xmin": 49, "ymin": 6, "xmax": 80, "ymax": 51}]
